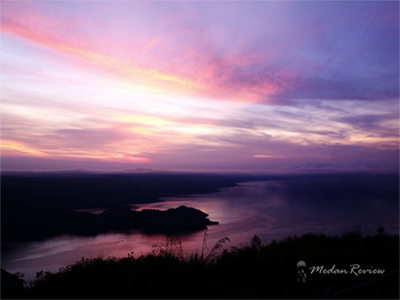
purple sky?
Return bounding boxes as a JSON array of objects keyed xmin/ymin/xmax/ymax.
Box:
[{"xmin": 1, "ymin": 1, "xmax": 399, "ymax": 173}]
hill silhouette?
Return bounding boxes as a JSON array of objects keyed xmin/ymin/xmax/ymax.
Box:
[
  {"xmin": 1, "ymin": 187, "xmax": 218, "ymax": 242},
  {"xmin": 1, "ymin": 173, "xmax": 237, "ymax": 209}
]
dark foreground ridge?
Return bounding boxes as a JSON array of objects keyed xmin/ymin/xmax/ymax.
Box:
[
  {"xmin": 1, "ymin": 187, "xmax": 218, "ymax": 242},
  {"xmin": 2, "ymin": 230, "xmax": 399, "ymax": 299}
]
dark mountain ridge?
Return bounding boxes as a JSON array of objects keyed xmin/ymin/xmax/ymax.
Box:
[{"xmin": 1, "ymin": 172, "xmax": 237, "ymax": 209}]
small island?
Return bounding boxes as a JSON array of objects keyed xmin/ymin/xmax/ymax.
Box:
[
  {"xmin": 2, "ymin": 187, "xmax": 218, "ymax": 242},
  {"xmin": 72, "ymin": 205, "xmax": 219, "ymax": 235}
]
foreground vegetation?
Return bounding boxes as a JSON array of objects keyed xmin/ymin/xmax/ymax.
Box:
[{"xmin": 3, "ymin": 228, "xmax": 399, "ymax": 299}]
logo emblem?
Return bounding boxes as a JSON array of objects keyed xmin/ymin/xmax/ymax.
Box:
[{"xmin": 297, "ymin": 260, "xmax": 307, "ymax": 283}]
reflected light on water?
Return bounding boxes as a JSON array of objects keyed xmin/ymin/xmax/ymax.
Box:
[{"xmin": 2, "ymin": 179, "xmax": 398, "ymax": 283}]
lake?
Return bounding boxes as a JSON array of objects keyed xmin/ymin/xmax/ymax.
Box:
[{"xmin": 2, "ymin": 176, "xmax": 399, "ymax": 284}]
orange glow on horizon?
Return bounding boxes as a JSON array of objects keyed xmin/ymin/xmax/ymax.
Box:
[
  {"xmin": 1, "ymin": 139, "xmax": 152, "ymax": 163},
  {"xmin": 254, "ymin": 155, "xmax": 287, "ymax": 158},
  {"xmin": 1, "ymin": 140, "xmax": 46, "ymax": 156}
]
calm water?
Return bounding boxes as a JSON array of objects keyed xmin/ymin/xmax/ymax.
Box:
[{"xmin": 2, "ymin": 178, "xmax": 398, "ymax": 283}]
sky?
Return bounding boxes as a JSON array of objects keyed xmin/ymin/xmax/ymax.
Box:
[{"xmin": 1, "ymin": 1, "xmax": 399, "ymax": 174}]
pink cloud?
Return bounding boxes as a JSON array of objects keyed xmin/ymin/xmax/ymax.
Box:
[
  {"xmin": 1, "ymin": 1, "xmax": 398, "ymax": 173},
  {"xmin": 1, "ymin": 1, "xmax": 299, "ymax": 104}
]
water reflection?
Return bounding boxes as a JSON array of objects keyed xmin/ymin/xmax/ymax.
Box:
[{"xmin": 2, "ymin": 177, "xmax": 398, "ymax": 283}]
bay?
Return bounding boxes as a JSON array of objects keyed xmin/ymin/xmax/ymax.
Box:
[{"xmin": 2, "ymin": 177, "xmax": 398, "ymax": 284}]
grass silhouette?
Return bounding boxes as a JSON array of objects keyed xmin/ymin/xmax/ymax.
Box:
[
  {"xmin": 4, "ymin": 228, "xmax": 399, "ymax": 299},
  {"xmin": 151, "ymin": 230, "xmax": 229, "ymax": 266}
]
